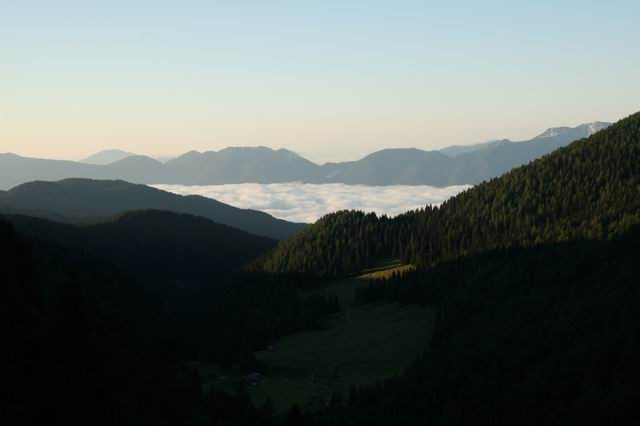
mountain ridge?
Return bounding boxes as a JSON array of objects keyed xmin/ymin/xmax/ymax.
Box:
[
  {"xmin": 0, "ymin": 178, "xmax": 306, "ymax": 239},
  {"xmin": 80, "ymin": 148, "xmax": 135, "ymax": 165},
  {"xmin": 0, "ymin": 121, "xmax": 611, "ymax": 189},
  {"xmin": 4, "ymin": 209, "xmax": 276, "ymax": 283}
]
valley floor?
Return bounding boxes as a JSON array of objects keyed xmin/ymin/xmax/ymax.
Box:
[{"xmin": 201, "ymin": 262, "xmax": 433, "ymax": 412}]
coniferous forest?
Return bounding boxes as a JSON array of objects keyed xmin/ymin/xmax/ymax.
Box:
[{"xmin": 2, "ymin": 112, "xmax": 640, "ymax": 425}]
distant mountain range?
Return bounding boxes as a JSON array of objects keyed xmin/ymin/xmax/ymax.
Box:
[
  {"xmin": 438, "ymin": 139, "xmax": 508, "ymax": 157},
  {"xmin": 0, "ymin": 121, "xmax": 610, "ymax": 189},
  {"xmin": 80, "ymin": 149, "xmax": 136, "ymax": 165},
  {"xmin": 0, "ymin": 179, "xmax": 305, "ymax": 239}
]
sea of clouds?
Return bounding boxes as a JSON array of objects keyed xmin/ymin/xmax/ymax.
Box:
[{"xmin": 153, "ymin": 183, "xmax": 471, "ymax": 223}]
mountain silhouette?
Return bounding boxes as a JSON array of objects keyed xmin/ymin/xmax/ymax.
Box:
[{"xmin": 0, "ymin": 179, "xmax": 305, "ymax": 239}]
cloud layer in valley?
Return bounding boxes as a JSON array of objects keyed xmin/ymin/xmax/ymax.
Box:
[{"xmin": 153, "ymin": 183, "xmax": 471, "ymax": 223}]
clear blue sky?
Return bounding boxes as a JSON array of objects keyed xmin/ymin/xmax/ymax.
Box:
[{"xmin": 2, "ymin": 0, "xmax": 639, "ymax": 162}]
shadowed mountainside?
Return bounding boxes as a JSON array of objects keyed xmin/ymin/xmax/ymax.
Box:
[
  {"xmin": 0, "ymin": 179, "xmax": 306, "ymax": 239},
  {"xmin": 4, "ymin": 210, "xmax": 277, "ymax": 283}
]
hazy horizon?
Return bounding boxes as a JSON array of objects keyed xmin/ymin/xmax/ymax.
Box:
[
  {"xmin": 1, "ymin": 117, "xmax": 620, "ymax": 165},
  {"xmin": 3, "ymin": 1, "xmax": 639, "ymax": 162}
]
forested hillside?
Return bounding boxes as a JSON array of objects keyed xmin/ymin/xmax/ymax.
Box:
[
  {"xmin": 0, "ymin": 214, "xmax": 338, "ymax": 425},
  {"xmin": 0, "ymin": 219, "xmax": 200, "ymax": 426},
  {"xmin": 257, "ymin": 211, "xmax": 393, "ymax": 276},
  {"xmin": 403, "ymin": 110, "xmax": 640, "ymax": 266},
  {"xmin": 260, "ymin": 112, "xmax": 640, "ymax": 275},
  {"xmin": 1, "ymin": 211, "xmax": 337, "ymax": 366},
  {"xmin": 319, "ymin": 226, "xmax": 640, "ymax": 426},
  {"xmin": 5, "ymin": 210, "xmax": 276, "ymax": 283}
]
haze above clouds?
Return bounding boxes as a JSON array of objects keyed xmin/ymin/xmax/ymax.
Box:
[{"xmin": 153, "ymin": 183, "xmax": 470, "ymax": 223}]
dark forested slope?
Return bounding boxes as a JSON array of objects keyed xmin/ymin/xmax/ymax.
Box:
[
  {"xmin": 322, "ymin": 226, "xmax": 640, "ymax": 426},
  {"xmin": 2, "ymin": 211, "xmax": 307, "ymax": 365},
  {"xmin": 5, "ymin": 210, "xmax": 276, "ymax": 283},
  {"xmin": 0, "ymin": 212, "xmax": 336, "ymax": 425},
  {"xmin": 1, "ymin": 209, "xmax": 337, "ymax": 378},
  {"xmin": 0, "ymin": 219, "xmax": 200, "ymax": 426}
]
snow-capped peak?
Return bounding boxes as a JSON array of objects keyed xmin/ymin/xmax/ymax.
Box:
[
  {"xmin": 536, "ymin": 126, "xmax": 571, "ymax": 139},
  {"xmin": 535, "ymin": 121, "xmax": 611, "ymax": 140},
  {"xmin": 585, "ymin": 121, "xmax": 610, "ymax": 135}
]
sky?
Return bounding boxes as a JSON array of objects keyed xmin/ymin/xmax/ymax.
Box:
[{"xmin": 2, "ymin": 0, "xmax": 639, "ymax": 163}]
